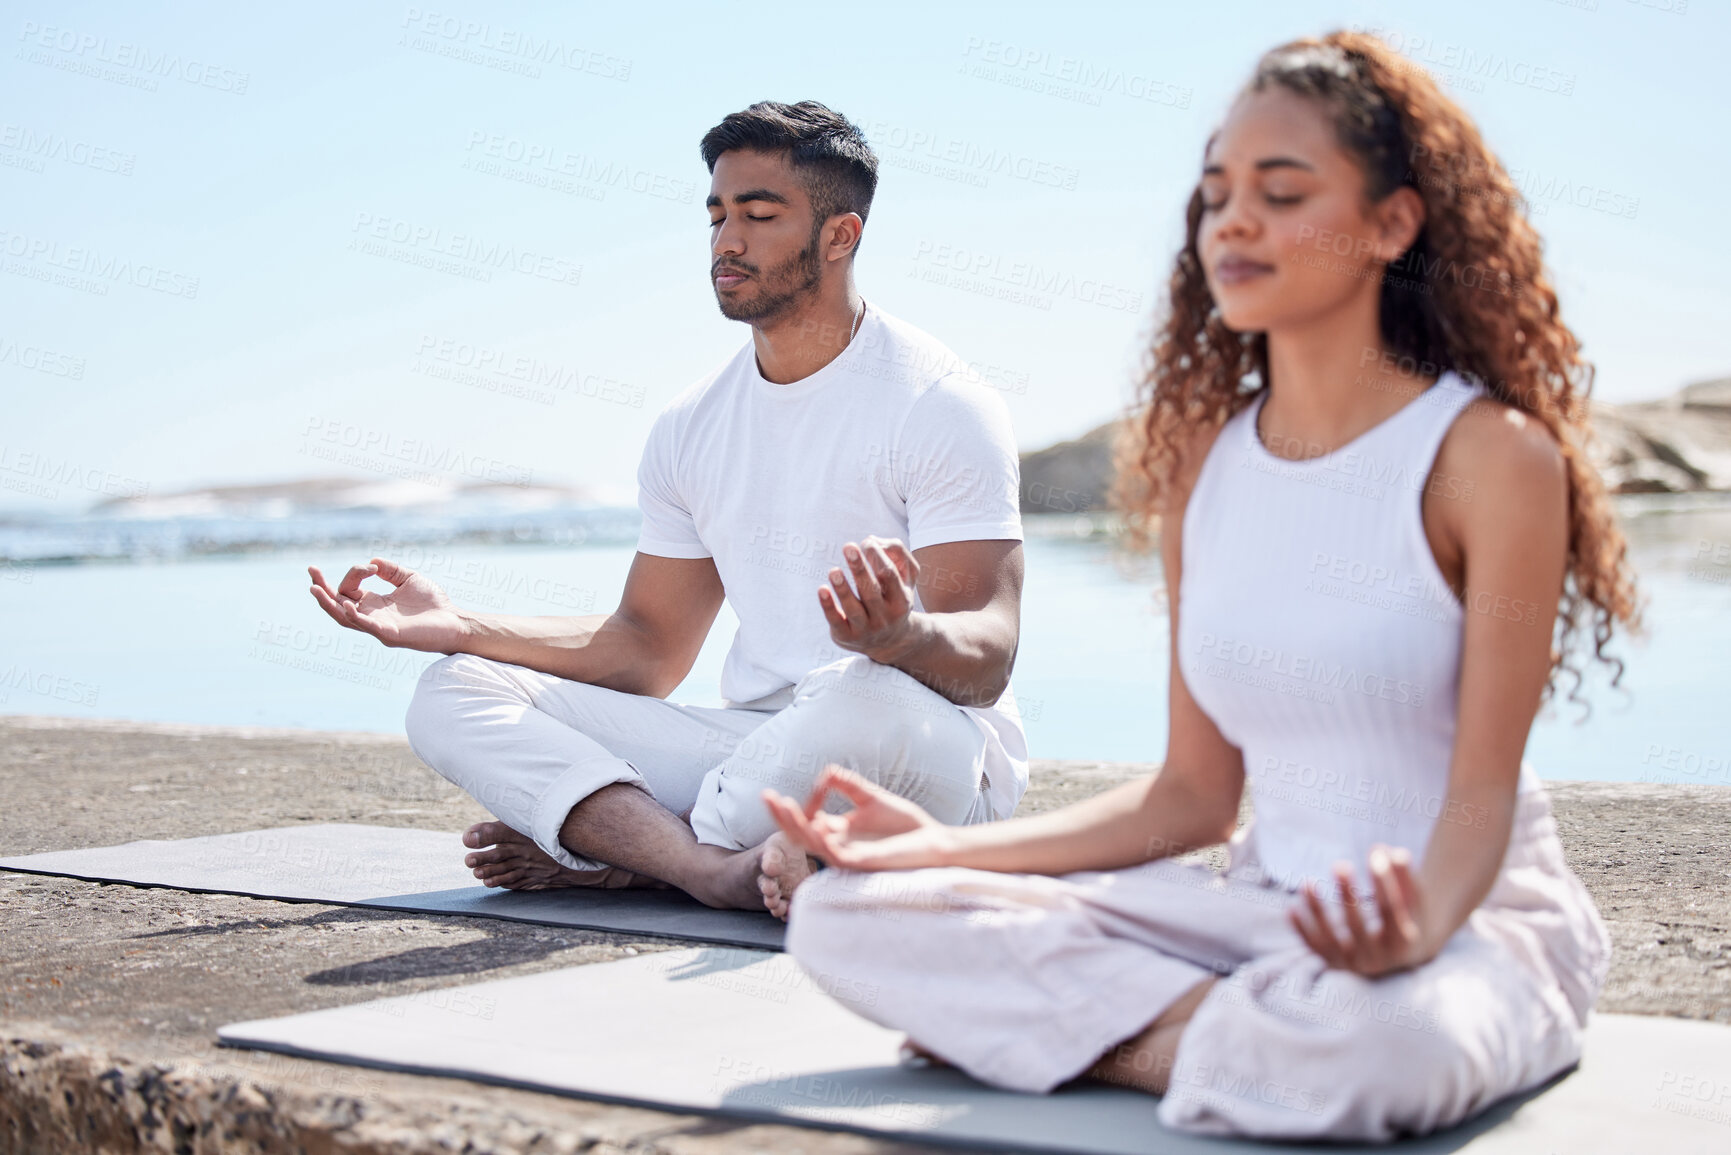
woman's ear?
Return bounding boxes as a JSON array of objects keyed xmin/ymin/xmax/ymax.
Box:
[{"xmin": 1374, "ymin": 186, "xmax": 1427, "ymax": 261}]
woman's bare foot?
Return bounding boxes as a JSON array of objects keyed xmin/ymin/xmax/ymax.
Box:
[
  {"xmin": 756, "ymin": 830, "xmax": 821, "ymax": 920},
  {"xmin": 462, "ymin": 821, "xmax": 670, "ymax": 891}
]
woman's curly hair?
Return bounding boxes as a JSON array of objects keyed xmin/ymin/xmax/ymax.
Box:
[{"xmin": 1110, "ymin": 30, "xmax": 1640, "ymax": 704}]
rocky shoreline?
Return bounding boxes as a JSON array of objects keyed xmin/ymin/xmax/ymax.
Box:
[
  {"xmin": 2, "ymin": 715, "xmax": 1726, "ymax": 1153},
  {"xmin": 1020, "ymin": 375, "xmax": 1731, "ymax": 514}
]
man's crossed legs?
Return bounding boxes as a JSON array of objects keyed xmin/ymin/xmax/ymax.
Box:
[{"xmin": 404, "ymin": 651, "xmax": 995, "ymax": 915}]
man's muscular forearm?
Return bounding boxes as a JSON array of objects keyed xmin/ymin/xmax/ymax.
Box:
[
  {"xmin": 455, "ymin": 610, "xmax": 669, "ymax": 695},
  {"xmin": 448, "ymin": 553, "xmax": 724, "ymax": 697},
  {"xmin": 866, "ymin": 608, "xmax": 1016, "ymax": 708}
]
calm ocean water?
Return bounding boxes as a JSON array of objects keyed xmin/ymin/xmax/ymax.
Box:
[{"xmin": 1, "ymin": 499, "xmax": 1727, "ymax": 784}]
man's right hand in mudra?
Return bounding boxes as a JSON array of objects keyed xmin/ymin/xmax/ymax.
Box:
[{"xmin": 307, "ymin": 558, "xmax": 467, "ymax": 653}]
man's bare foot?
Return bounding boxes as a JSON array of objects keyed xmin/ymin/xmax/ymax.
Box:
[
  {"xmin": 671, "ymin": 839, "xmax": 775, "ymax": 911},
  {"xmin": 462, "ymin": 821, "xmax": 670, "ymax": 891},
  {"xmin": 757, "ymin": 830, "xmax": 821, "ymax": 920}
]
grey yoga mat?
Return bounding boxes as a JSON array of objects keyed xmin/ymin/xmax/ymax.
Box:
[
  {"xmin": 0, "ymin": 824, "xmax": 784, "ymax": 950},
  {"xmin": 216, "ymin": 945, "xmax": 1731, "ymax": 1155}
]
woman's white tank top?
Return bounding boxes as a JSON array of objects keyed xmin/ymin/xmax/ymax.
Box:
[{"xmin": 1177, "ymin": 371, "xmax": 1540, "ymax": 893}]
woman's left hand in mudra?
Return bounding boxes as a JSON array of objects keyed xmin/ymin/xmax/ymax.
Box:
[{"xmin": 1290, "ymin": 845, "xmax": 1433, "ymax": 977}]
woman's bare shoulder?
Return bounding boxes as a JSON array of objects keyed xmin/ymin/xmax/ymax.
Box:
[
  {"xmin": 1433, "ymin": 394, "xmax": 1568, "ymax": 551},
  {"xmin": 1437, "ymin": 395, "xmax": 1567, "ymax": 506}
]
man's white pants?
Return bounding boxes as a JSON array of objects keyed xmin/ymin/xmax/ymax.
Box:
[
  {"xmin": 404, "ymin": 652, "xmax": 995, "ymax": 870},
  {"xmin": 785, "ymin": 787, "xmax": 1611, "ymax": 1142}
]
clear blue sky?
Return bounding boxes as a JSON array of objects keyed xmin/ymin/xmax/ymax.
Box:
[{"xmin": 5, "ymin": 0, "xmax": 1725, "ymax": 513}]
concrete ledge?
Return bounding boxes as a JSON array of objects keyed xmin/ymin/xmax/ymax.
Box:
[
  {"xmin": 2, "ymin": 715, "xmax": 1726, "ymax": 1153},
  {"xmin": 2, "ymin": 1024, "xmax": 917, "ymax": 1154}
]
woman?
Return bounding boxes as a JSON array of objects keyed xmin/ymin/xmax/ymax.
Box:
[{"xmin": 761, "ymin": 30, "xmax": 1641, "ymax": 1143}]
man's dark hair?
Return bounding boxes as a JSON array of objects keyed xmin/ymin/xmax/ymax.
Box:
[{"xmin": 700, "ymin": 100, "xmax": 878, "ymax": 249}]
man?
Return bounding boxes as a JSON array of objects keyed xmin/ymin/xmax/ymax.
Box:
[{"xmin": 308, "ymin": 100, "xmax": 1027, "ymax": 917}]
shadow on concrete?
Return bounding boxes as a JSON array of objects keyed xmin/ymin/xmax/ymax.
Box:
[
  {"xmin": 302, "ymin": 931, "xmax": 578, "ymax": 985},
  {"xmin": 124, "ymin": 906, "xmax": 615, "ymax": 984}
]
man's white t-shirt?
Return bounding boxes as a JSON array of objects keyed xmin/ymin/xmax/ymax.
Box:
[{"xmin": 635, "ymin": 300, "xmax": 1028, "ymax": 819}]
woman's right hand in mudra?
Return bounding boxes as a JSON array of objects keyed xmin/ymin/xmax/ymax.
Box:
[
  {"xmin": 763, "ymin": 765, "xmax": 959, "ymax": 872},
  {"xmin": 308, "ymin": 557, "xmax": 467, "ymax": 653}
]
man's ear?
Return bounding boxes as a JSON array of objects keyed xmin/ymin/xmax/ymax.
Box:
[
  {"xmin": 825, "ymin": 212, "xmax": 864, "ymax": 263},
  {"xmin": 1374, "ymin": 186, "xmax": 1426, "ymax": 262}
]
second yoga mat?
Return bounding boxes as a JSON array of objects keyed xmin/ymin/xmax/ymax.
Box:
[{"xmin": 216, "ymin": 945, "xmax": 1731, "ymax": 1154}]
